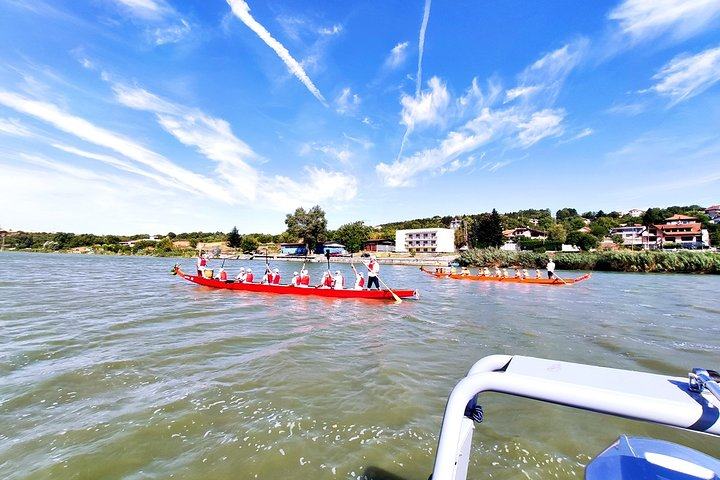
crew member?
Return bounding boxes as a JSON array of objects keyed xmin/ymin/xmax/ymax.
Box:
[
  {"xmin": 353, "ymin": 270, "xmax": 365, "ymax": 290},
  {"xmin": 546, "ymin": 259, "xmax": 556, "ymax": 279},
  {"xmin": 367, "ymin": 256, "xmax": 380, "ymax": 290},
  {"xmin": 218, "ymin": 268, "xmax": 228, "ymax": 281},
  {"xmin": 290, "ymin": 271, "xmax": 300, "ymax": 286},
  {"xmin": 235, "ymin": 267, "xmax": 246, "ymax": 282},
  {"xmin": 197, "ymin": 254, "xmax": 207, "ymax": 275},
  {"xmin": 299, "ymin": 269, "xmax": 310, "ymax": 287},
  {"xmin": 245, "ymin": 268, "xmax": 254, "ymax": 283},
  {"xmin": 332, "ymin": 270, "xmax": 344, "ymax": 290}
]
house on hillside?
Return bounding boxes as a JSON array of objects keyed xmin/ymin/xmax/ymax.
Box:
[
  {"xmin": 706, "ymin": 205, "xmax": 720, "ymax": 223},
  {"xmin": 502, "ymin": 227, "xmax": 548, "ymax": 240},
  {"xmin": 609, "ymin": 224, "xmax": 646, "ymax": 248},
  {"xmin": 646, "ymin": 215, "xmax": 709, "ymax": 249}
]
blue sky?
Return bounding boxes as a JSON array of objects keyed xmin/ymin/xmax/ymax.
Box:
[{"xmin": 1, "ymin": 0, "xmax": 720, "ymax": 235}]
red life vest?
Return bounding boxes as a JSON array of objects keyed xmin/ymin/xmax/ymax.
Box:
[
  {"xmin": 324, "ymin": 275, "xmax": 333, "ymax": 287},
  {"xmin": 219, "ymin": 270, "xmax": 227, "ymax": 281},
  {"xmin": 358, "ymin": 276, "xmax": 365, "ymax": 287},
  {"xmin": 272, "ymin": 274, "xmax": 280, "ymax": 284},
  {"xmin": 246, "ymin": 272, "xmax": 254, "ymax": 282},
  {"xmin": 300, "ymin": 275, "xmax": 310, "ymax": 286},
  {"xmin": 200, "ymin": 258, "xmax": 207, "ymax": 267}
]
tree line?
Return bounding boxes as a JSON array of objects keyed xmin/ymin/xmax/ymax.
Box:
[{"xmin": 3, "ymin": 204, "xmax": 717, "ymax": 254}]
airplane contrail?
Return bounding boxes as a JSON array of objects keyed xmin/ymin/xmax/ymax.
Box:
[
  {"xmin": 396, "ymin": 0, "xmax": 432, "ymax": 161},
  {"xmin": 227, "ymin": 0, "xmax": 328, "ymax": 106}
]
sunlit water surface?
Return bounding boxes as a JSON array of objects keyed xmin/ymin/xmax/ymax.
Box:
[{"xmin": 1, "ymin": 252, "xmax": 719, "ymax": 479}]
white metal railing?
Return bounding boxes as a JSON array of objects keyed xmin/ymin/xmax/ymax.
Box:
[{"xmin": 431, "ymin": 355, "xmax": 720, "ymax": 480}]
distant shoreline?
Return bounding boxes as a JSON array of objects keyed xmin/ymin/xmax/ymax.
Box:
[{"xmin": 3, "ymin": 248, "xmax": 718, "ymax": 273}]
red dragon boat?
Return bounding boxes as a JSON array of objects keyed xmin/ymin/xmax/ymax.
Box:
[
  {"xmin": 173, "ymin": 266, "xmax": 418, "ymax": 301},
  {"xmin": 420, "ymin": 266, "xmax": 591, "ymax": 285}
]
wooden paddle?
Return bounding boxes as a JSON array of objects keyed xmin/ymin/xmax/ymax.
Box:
[{"xmin": 553, "ymin": 271, "xmax": 569, "ymax": 285}]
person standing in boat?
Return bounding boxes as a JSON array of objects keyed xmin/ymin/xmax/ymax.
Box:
[
  {"xmin": 546, "ymin": 259, "xmax": 556, "ymax": 279},
  {"xmin": 196, "ymin": 253, "xmax": 207, "ymax": 275},
  {"xmin": 367, "ymin": 255, "xmax": 380, "ymax": 290}
]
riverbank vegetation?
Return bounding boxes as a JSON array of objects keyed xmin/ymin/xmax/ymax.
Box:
[{"xmin": 460, "ymin": 248, "xmax": 720, "ymax": 274}]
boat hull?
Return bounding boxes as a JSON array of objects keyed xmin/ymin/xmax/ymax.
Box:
[
  {"xmin": 420, "ymin": 267, "xmax": 590, "ymax": 285},
  {"xmin": 174, "ymin": 267, "xmax": 417, "ymax": 300}
]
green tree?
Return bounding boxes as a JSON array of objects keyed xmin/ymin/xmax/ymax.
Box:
[
  {"xmin": 470, "ymin": 209, "xmax": 503, "ymax": 248},
  {"xmin": 227, "ymin": 226, "xmax": 242, "ymax": 249},
  {"xmin": 333, "ymin": 221, "xmax": 371, "ymax": 253},
  {"xmin": 566, "ymin": 231, "xmax": 599, "ymax": 251},
  {"xmin": 546, "ymin": 223, "xmax": 567, "ymax": 243},
  {"xmin": 53, "ymin": 232, "xmax": 75, "ymax": 250},
  {"xmin": 239, "ymin": 236, "xmax": 259, "ymax": 253},
  {"xmin": 642, "ymin": 208, "xmax": 667, "ymax": 226},
  {"xmin": 157, "ymin": 237, "xmax": 174, "ymax": 252},
  {"xmin": 11, "ymin": 233, "xmax": 35, "ymax": 249},
  {"xmin": 556, "ymin": 208, "xmax": 579, "ymax": 221},
  {"xmin": 284, "ymin": 205, "xmax": 328, "ymax": 252}
]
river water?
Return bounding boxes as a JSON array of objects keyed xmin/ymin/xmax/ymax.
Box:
[{"xmin": 1, "ymin": 252, "xmax": 719, "ymax": 479}]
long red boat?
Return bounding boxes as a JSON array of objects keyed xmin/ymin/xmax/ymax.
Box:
[
  {"xmin": 173, "ymin": 266, "xmax": 418, "ymax": 300},
  {"xmin": 420, "ymin": 266, "xmax": 591, "ymax": 285}
]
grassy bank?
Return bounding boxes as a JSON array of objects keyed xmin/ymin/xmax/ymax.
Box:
[{"xmin": 459, "ymin": 248, "xmax": 720, "ymax": 274}]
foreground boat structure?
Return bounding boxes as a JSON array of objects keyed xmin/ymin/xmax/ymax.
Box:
[
  {"xmin": 420, "ymin": 266, "xmax": 591, "ymax": 285},
  {"xmin": 172, "ymin": 266, "xmax": 418, "ymax": 301},
  {"xmin": 431, "ymin": 354, "xmax": 720, "ymax": 480}
]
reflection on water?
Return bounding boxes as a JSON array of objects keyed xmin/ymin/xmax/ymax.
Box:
[{"xmin": 1, "ymin": 252, "xmax": 719, "ymax": 479}]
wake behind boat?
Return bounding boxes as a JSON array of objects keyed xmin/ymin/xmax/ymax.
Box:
[
  {"xmin": 420, "ymin": 266, "xmax": 591, "ymax": 285},
  {"xmin": 172, "ymin": 265, "xmax": 418, "ymax": 301}
]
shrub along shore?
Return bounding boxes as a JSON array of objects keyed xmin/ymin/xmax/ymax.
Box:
[{"xmin": 460, "ymin": 248, "xmax": 719, "ymax": 274}]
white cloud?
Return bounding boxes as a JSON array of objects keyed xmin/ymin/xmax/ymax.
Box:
[
  {"xmin": 0, "ymin": 118, "xmax": 32, "ymax": 137},
  {"xmin": 509, "ymin": 41, "xmax": 587, "ymax": 106},
  {"xmin": 318, "ymin": 24, "xmax": 342, "ymax": 36},
  {"xmin": 504, "ymin": 85, "xmax": 541, "ymax": 103},
  {"xmin": 559, "ymin": 127, "xmax": 594, "ymax": 144},
  {"xmin": 335, "ymin": 88, "xmax": 361, "ymax": 115},
  {"xmin": 226, "ymin": 0, "xmax": 327, "ymax": 106},
  {"xmin": 608, "ymin": 0, "xmax": 720, "ymax": 44},
  {"xmin": 378, "ymin": 107, "xmax": 514, "ymax": 187},
  {"xmin": 385, "ymin": 42, "xmax": 409, "ymax": 69},
  {"xmin": 517, "ymin": 109, "xmax": 565, "ymax": 147},
  {"xmin": 400, "ymin": 76, "xmax": 450, "ymax": 130},
  {"xmin": 270, "ymin": 166, "xmax": 357, "ymax": 211},
  {"xmin": 113, "ymin": 0, "xmax": 166, "ymax": 19},
  {"xmin": 0, "ymin": 89, "xmax": 223, "ymax": 200},
  {"xmin": 648, "ymin": 45, "xmax": 720, "ymax": 104},
  {"xmin": 110, "ymin": 0, "xmax": 191, "ymax": 45},
  {"xmin": 378, "ymin": 42, "xmax": 581, "ymax": 187},
  {"xmin": 153, "ymin": 18, "xmax": 191, "ymax": 45}
]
